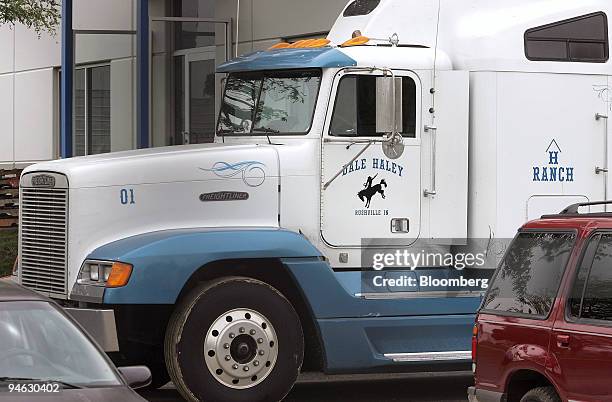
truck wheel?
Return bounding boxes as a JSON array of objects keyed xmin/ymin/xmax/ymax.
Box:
[
  {"xmin": 165, "ymin": 277, "xmax": 304, "ymax": 402},
  {"xmin": 520, "ymin": 386, "xmax": 561, "ymax": 402}
]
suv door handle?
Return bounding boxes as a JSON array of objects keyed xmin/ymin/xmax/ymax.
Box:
[{"xmin": 556, "ymin": 334, "xmax": 570, "ymax": 348}]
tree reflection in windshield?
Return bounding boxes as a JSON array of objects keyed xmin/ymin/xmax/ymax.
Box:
[{"xmin": 218, "ymin": 70, "xmax": 320, "ymax": 135}]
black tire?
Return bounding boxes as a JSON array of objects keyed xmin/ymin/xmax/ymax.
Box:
[
  {"xmin": 141, "ymin": 352, "xmax": 170, "ymax": 390},
  {"xmin": 520, "ymin": 386, "xmax": 561, "ymax": 402},
  {"xmin": 165, "ymin": 277, "xmax": 304, "ymax": 402}
]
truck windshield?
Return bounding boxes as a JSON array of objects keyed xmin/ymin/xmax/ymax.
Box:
[{"xmin": 217, "ymin": 69, "xmax": 321, "ymax": 135}]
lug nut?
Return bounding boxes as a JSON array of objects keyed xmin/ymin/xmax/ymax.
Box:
[
  {"xmin": 253, "ymin": 360, "xmax": 259, "ymax": 366},
  {"xmin": 232, "ymin": 364, "xmax": 238, "ymax": 370},
  {"xmin": 243, "ymin": 366, "xmax": 249, "ymax": 372},
  {"xmin": 224, "ymin": 343, "xmax": 230, "ymax": 349},
  {"xmin": 239, "ymin": 327, "xmax": 245, "ymax": 333},
  {"xmin": 250, "ymin": 329, "xmax": 256, "ymax": 335},
  {"xmin": 257, "ymin": 338, "xmax": 263, "ymax": 344},
  {"xmin": 225, "ymin": 355, "xmax": 231, "ymax": 361},
  {"xmin": 258, "ymin": 350, "xmax": 265, "ymax": 356},
  {"xmin": 229, "ymin": 333, "xmax": 235, "ymax": 338}
]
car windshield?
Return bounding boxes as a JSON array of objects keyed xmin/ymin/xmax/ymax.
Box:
[
  {"xmin": 0, "ymin": 301, "xmax": 121, "ymax": 389},
  {"xmin": 217, "ymin": 69, "xmax": 321, "ymax": 135}
]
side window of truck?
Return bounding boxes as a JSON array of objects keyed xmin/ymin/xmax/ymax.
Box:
[
  {"xmin": 568, "ymin": 234, "xmax": 612, "ymax": 322},
  {"xmin": 482, "ymin": 232, "xmax": 575, "ymax": 318},
  {"xmin": 329, "ymin": 75, "xmax": 416, "ymax": 138},
  {"xmin": 525, "ymin": 12, "xmax": 609, "ymax": 63}
]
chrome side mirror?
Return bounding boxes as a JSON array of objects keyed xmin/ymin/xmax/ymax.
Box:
[
  {"xmin": 375, "ymin": 76, "xmax": 403, "ymax": 134},
  {"xmin": 376, "ymin": 76, "xmax": 404, "ymax": 159},
  {"xmin": 382, "ymin": 132, "xmax": 405, "ymax": 160}
]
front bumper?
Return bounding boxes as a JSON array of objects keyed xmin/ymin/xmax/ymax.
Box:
[
  {"xmin": 468, "ymin": 386, "xmax": 506, "ymax": 402},
  {"xmin": 64, "ymin": 307, "xmax": 119, "ymax": 352}
]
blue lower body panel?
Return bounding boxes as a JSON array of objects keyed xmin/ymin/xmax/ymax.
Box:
[
  {"xmin": 318, "ymin": 314, "xmax": 475, "ymax": 372},
  {"xmin": 281, "ymin": 258, "xmax": 481, "ymax": 372}
]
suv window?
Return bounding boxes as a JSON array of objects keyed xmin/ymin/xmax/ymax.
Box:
[
  {"xmin": 482, "ymin": 232, "xmax": 575, "ymax": 318},
  {"xmin": 568, "ymin": 234, "xmax": 612, "ymax": 322},
  {"xmin": 329, "ymin": 75, "xmax": 416, "ymax": 137}
]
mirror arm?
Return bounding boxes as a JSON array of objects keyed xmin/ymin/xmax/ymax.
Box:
[{"xmin": 323, "ymin": 141, "xmax": 376, "ymax": 190}]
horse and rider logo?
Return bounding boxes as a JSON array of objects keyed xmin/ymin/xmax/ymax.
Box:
[{"xmin": 358, "ymin": 174, "xmax": 388, "ymax": 208}]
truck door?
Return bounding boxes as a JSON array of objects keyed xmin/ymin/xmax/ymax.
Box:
[{"xmin": 321, "ymin": 70, "xmax": 421, "ymax": 247}]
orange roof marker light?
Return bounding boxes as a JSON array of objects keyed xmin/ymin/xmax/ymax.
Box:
[
  {"xmin": 305, "ymin": 38, "xmax": 331, "ymax": 48},
  {"xmin": 268, "ymin": 38, "xmax": 331, "ymax": 50},
  {"xmin": 287, "ymin": 39, "xmax": 315, "ymax": 48},
  {"xmin": 269, "ymin": 42, "xmax": 291, "ymax": 50},
  {"xmin": 341, "ymin": 35, "xmax": 370, "ymax": 47}
]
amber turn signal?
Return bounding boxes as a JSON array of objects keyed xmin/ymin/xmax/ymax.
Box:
[{"xmin": 106, "ymin": 262, "xmax": 133, "ymax": 288}]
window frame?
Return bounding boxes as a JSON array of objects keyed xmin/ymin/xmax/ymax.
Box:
[
  {"xmin": 479, "ymin": 228, "xmax": 578, "ymax": 321},
  {"xmin": 565, "ymin": 230, "xmax": 612, "ymax": 327},
  {"xmin": 326, "ymin": 69, "xmax": 420, "ymax": 141},
  {"xmin": 524, "ymin": 12, "xmax": 609, "ymax": 63},
  {"xmin": 73, "ymin": 62, "xmax": 112, "ymax": 156},
  {"xmin": 216, "ymin": 68, "xmax": 323, "ymax": 137}
]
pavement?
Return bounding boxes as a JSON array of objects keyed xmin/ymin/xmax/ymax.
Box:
[{"xmin": 140, "ymin": 371, "xmax": 473, "ymax": 402}]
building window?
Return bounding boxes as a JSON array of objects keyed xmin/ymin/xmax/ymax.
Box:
[
  {"xmin": 330, "ymin": 75, "xmax": 416, "ymax": 137},
  {"xmin": 525, "ymin": 12, "xmax": 609, "ymax": 63},
  {"xmin": 74, "ymin": 65, "xmax": 111, "ymax": 156},
  {"xmin": 172, "ymin": 0, "xmax": 215, "ymax": 50},
  {"xmin": 343, "ymin": 0, "xmax": 381, "ymax": 17}
]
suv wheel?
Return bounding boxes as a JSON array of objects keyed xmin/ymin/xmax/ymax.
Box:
[
  {"xmin": 520, "ymin": 386, "xmax": 561, "ymax": 402},
  {"xmin": 165, "ymin": 277, "xmax": 304, "ymax": 402}
]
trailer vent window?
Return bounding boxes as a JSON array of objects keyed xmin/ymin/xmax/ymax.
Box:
[
  {"xmin": 343, "ymin": 0, "xmax": 380, "ymax": 17},
  {"xmin": 525, "ymin": 12, "xmax": 609, "ymax": 63}
]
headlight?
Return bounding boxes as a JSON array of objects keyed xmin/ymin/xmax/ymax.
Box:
[{"xmin": 78, "ymin": 261, "xmax": 133, "ymax": 288}]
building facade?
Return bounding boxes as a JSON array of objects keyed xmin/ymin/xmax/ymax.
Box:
[{"xmin": 0, "ymin": 0, "xmax": 348, "ymax": 169}]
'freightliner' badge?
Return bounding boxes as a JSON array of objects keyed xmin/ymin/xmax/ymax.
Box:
[{"xmin": 200, "ymin": 191, "xmax": 249, "ymax": 202}]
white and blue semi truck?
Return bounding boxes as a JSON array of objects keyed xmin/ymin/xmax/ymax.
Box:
[{"xmin": 15, "ymin": 0, "xmax": 612, "ymax": 400}]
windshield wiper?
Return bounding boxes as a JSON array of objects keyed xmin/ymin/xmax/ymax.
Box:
[
  {"xmin": 0, "ymin": 377, "xmax": 84, "ymax": 389},
  {"xmin": 252, "ymin": 127, "xmax": 281, "ymax": 145}
]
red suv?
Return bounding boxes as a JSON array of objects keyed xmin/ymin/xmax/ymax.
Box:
[{"xmin": 469, "ymin": 201, "xmax": 612, "ymax": 402}]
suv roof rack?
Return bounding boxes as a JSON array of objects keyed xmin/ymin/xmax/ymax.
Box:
[
  {"xmin": 560, "ymin": 201, "xmax": 612, "ymax": 214},
  {"xmin": 541, "ymin": 200, "xmax": 612, "ymax": 219}
]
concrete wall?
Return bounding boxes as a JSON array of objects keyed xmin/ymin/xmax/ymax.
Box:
[
  {"xmin": 0, "ymin": 20, "xmax": 61, "ymax": 168},
  {"xmin": 216, "ymin": 0, "xmax": 348, "ymax": 53}
]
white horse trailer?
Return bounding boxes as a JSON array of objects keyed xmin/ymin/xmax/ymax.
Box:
[{"xmin": 325, "ymin": 0, "xmax": 612, "ymax": 243}]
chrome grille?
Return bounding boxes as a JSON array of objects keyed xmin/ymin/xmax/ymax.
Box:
[{"xmin": 20, "ymin": 186, "xmax": 68, "ymax": 295}]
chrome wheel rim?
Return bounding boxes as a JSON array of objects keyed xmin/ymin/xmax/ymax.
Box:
[{"xmin": 204, "ymin": 308, "xmax": 278, "ymax": 389}]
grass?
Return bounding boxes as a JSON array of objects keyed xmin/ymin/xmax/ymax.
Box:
[{"xmin": 0, "ymin": 229, "xmax": 17, "ymax": 277}]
